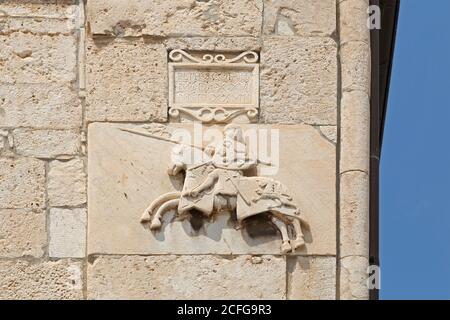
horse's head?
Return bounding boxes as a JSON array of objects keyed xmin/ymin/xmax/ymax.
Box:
[{"xmin": 168, "ymin": 144, "xmax": 212, "ymax": 175}]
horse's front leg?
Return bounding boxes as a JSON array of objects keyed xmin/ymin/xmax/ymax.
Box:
[
  {"xmin": 140, "ymin": 203, "xmax": 153, "ymax": 223},
  {"xmin": 270, "ymin": 215, "xmax": 292, "ymax": 253},
  {"xmin": 151, "ymin": 199, "xmax": 180, "ymax": 230},
  {"xmin": 141, "ymin": 191, "xmax": 181, "ymax": 223}
]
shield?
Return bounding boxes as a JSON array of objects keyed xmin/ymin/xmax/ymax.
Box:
[
  {"xmin": 236, "ymin": 177, "xmax": 299, "ymax": 220},
  {"xmin": 235, "ymin": 177, "xmax": 267, "ymax": 220},
  {"xmin": 178, "ymin": 162, "xmax": 216, "ymax": 215}
]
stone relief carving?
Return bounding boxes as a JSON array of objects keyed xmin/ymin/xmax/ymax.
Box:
[
  {"xmin": 169, "ymin": 49, "xmax": 259, "ymax": 64},
  {"xmin": 134, "ymin": 124, "xmax": 308, "ymax": 253},
  {"xmin": 168, "ymin": 49, "xmax": 259, "ymax": 124},
  {"xmin": 168, "ymin": 106, "xmax": 258, "ymax": 124}
]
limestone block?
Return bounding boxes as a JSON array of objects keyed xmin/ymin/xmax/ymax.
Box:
[
  {"xmin": 0, "ymin": 17, "xmax": 75, "ymax": 34},
  {"xmin": 263, "ymin": 0, "xmax": 336, "ymax": 37},
  {"xmin": 0, "ymin": 209, "xmax": 46, "ymax": 258},
  {"xmin": 339, "ymin": 255, "xmax": 369, "ymax": 300},
  {"xmin": 0, "ymin": 0, "xmax": 77, "ymax": 19},
  {"xmin": 340, "ymin": 171, "xmax": 369, "ymax": 258},
  {"xmin": 339, "ymin": 0, "xmax": 370, "ymax": 44},
  {"xmin": 49, "ymin": 208, "xmax": 86, "ymax": 258},
  {"xmin": 260, "ymin": 37, "xmax": 337, "ymax": 125},
  {"xmin": 0, "ymin": 157, "xmax": 45, "ymax": 210},
  {"xmin": 48, "ymin": 159, "xmax": 86, "ymax": 207},
  {"xmin": 0, "ymin": 259, "xmax": 83, "ymax": 300},
  {"xmin": 13, "ymin": 129, "xmax": 80, "ymax": 159},
  {"xmin": 287, "ymin": 256, "xmax": 336, "ymax": 300},
  {"xmin": 0, "ymin": 83, "xmax": 81, "ymax": 129},
  {"xmin": 87, "ymin": 0, "xmax": 262, "ymax": 37},
  {"xmin": 0, "ymin": 32, "xmax": 76, "ymax": 84},
  {"xmin": 88, "ymin": 123, "xmax": 336, "ymax": 255},
  {"xmin": 88, "ymin": 255, "xmax": 285, "ymax": 299},
  {"xmin": 341, "ymin": 41, "xmax": 371, "ymax": 94},
  {"xmin": 86, "ymin": 38, "xmax": 167, "ymax": 122},
  {"xmin": 340, "ymin": 90, "xmax": 370, "ymax": 173}
]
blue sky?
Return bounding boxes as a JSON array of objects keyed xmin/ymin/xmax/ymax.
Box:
[{"xmin": 381, "ymin": 0, "xmax": 450, "ymax": 299}]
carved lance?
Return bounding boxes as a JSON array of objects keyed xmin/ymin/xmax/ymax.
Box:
[
  {"xmin": 119, "ymin": 127, "xmax": 274, "ymax": 167},
  {"xmin": 119, "ymin": 127, "xmax": 205, "ymax": 150}
]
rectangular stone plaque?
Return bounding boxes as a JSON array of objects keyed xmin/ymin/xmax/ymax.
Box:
[
  {"xmin": 87, "ymin": 123, "xmax": 336, "ymax": 255},
  {"xmin": 168, "ymin": 50, "xmax": 259, "ymax": 123}
]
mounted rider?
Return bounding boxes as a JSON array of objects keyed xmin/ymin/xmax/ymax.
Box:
[
  {"xmin": 138, "ymin": 123, "xmax": 306, "ymax": 253},
  {"xmin": 178, "ymin": 124, "xmax": 257, "ymax": 215}
]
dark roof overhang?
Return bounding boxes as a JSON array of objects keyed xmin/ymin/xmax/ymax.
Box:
[{"xmin": 369, "ymin": 0, "xmax": 400, "ymax": 300}]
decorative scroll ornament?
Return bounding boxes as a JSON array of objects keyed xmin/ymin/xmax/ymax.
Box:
[
  {"xmin": 169, "ymin": 49, "xmax": 259, "ymax": 64},
  {"xmin": 169, "ymin": 107, "xmax": 258, "ymax": 124},
  {"xmin": 135, "ymin": 124, "xmax": 308, "ymax": 254}
]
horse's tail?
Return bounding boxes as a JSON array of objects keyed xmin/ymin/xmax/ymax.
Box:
[
  {"xmin": 291, "ymin": 209, "xmax": 310, "ymax": 228},
  {"xmin": 291, "ymin": 214, "xmax": 309, "ymax": 228},
  {"xmin": 140, "ymin": 191, "xmax": 181, "ymax": 223}
]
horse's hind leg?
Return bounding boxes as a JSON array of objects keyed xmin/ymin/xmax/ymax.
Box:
[
  {"xmin": 271, "ymin": 215, "xmax": 292, "ymax": 253},
  {"xmin": 291, "ymin": 218, "xmax": 305, "ymax": 250}
]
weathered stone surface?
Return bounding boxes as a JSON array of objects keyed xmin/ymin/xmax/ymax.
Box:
[
  {"xmin": 0, "ymin": 0, "xmax": 371, "ymax": 301},
  {"xmin": 0, "ymin": 157, "xmax": 45, "ymax": 210},
  {"xmin": 318, "ymin": 126, "xmax": 337, "ymax": 144},
  {"xmin": 0, "ymin": 32, "xmax": 76, "ymax": 84},
  {"xmin": 165, "ymin": 37, "xmax": 261, "ymax": 52},
  {"xmin": 0, "ymin": 17, "xmax": 74, "ymax": 34},
  {"xmin": 13, "ymin": 129, "xmax": 80, "ymax": 158},
  {"xmin": 263, "ymin": 0, "xmax": 336, "ymax": 37},
  {"xmin": 88, "ymin": 123, "xmax": 335, "ymax": 255},
  {"xmin": 339, "ymin": 255, "xmax": 369, "ymax": 300},
  {"xmin": 87, "ymin": 0, "xmax": 262, "ymax": 37},
  {"xmin": 288, "ymin": 256, "xmax": 336, "ymax": 300},
  {"xmin": 0, "ymin": 83, "xmax": 81, "ymax": 129},
  {"xmin": 48, "ymin": 159, "xmax": 86, "ymax": 207},
  {"xmin": 49, "ymin": 208, "xmax": 86, "ymax": 258},
  {"xmin": 341, "ymin": 41, "xmax": 371, "ymax": 94},
  {"xmin": 0, "ymin": 259, "xmax": 83, "ymax": 300},
  {"xmin": 0, "ymin": 134, "xmax": 5, "ymax": 152},
  {"xmin": 340, "ymin": 90, "xmax": 370, "ymax": 173},
  {"xmin": 86, "ymin": 38, "xmax": 167, "ymax": 122},
  {"xmin": 260, "ymin": 37, "xmax": 337, "ymax": 125},
  {"xmin": 0, "ymin": 0, "xmax": 76, "ymax": 19},
  {"xmin": 339, "ymin": 0, "xmax": 370, "ymax": 43},
  {"xmin": 340, "ymin": 171, "xmax": 369, "ymax": 258},
  {"xmin": 0, "ymin": 209, "xmax": 46, "ymax": 258},
  {"xmin": 0, "ymin": 129, "xmax": 13, "ymax": 156},
  {"xmin": 88, "ymin": 255, "xmax": 285, "ymax": 299}
]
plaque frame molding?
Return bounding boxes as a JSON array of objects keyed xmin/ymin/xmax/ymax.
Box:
[{"xmin": 168, "ymin": 49, "xmax": 260, "ymax": 123}]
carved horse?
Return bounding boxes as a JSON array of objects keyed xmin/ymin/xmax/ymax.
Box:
[{"xmin": 140, "ymin": 146, "xmax": 307, "ymax": 253}]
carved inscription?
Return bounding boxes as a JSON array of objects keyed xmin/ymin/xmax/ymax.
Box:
[{"xmin": 174, "ymin": 69, "xmax": 253, "ymax": 105}]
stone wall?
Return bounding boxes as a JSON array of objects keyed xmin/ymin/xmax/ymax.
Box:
[{"xmin": 0, "ymin": 0, "xmax": 371, "ymax": 300}]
